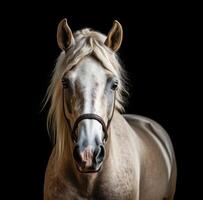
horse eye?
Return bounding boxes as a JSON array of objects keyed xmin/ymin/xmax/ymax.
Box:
[
  {"xmin": 62, "ymin": 77, "xmax": 70, "ymax": 88},
  {"xmin": 111, "ymin": 80, "xmax": 118, "ymax": 90}
]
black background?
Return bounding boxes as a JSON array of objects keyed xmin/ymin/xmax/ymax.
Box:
[{"xmin": 1, "ymin": 2, "xmax": 201, "ymax": 200}]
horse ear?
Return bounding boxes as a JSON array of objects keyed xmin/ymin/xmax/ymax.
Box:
[
  {"xmin": 105, "ymin": 20, "xmax": 123, "ymax": 52},
  {"xmin": 57, "ymin": 18, "xmax": 75, "ymax": 51}
]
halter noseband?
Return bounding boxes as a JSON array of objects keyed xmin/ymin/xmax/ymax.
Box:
[{"xmin": 63, "ymin": 89, "xmax": 116, "ymax": 143}]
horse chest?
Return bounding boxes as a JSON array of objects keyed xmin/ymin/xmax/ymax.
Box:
[
  {"xmin": 92, "ymin": 183, "xmax": 135, "ymax": 200},
  {"xmin": 63, "ymin": 172, "xmax": 136, "ymax": 200},
  {"xmin": 91, "ymin": 171, "xmax": 136, "ymax": 200}
]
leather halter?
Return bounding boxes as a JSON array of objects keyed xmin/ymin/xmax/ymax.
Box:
[{"xmin": 62, "ymin": 89, "xmax": 116, "ymax": 143}]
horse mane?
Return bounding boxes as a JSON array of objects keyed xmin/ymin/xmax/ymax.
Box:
[{"xmin": 44, "ymin": 28, "xmax": 128, "ymax": 159}]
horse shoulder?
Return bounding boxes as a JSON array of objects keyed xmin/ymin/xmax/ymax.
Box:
[{"xmin": 44, "ymin": 150, "xmax": 72, "ymax": 200}]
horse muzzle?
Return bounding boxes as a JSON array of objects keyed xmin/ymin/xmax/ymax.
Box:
[{"xmin": 73, "ymin": 144, "xmax": 105, "ymax": 173}]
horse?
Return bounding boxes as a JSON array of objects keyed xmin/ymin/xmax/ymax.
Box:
[{"xmin": 44, "ymin": 19, "xmax": 177, "ymax": 200}]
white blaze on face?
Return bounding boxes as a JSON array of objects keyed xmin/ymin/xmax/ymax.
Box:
[{"xmin": 71, "ymin": 57, "xmax": 107, "ymax": 145}]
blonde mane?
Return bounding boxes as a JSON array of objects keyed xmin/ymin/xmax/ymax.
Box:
[{"xmin": 45, "ymin": 28, "xmax": 128, "ymax": 159}]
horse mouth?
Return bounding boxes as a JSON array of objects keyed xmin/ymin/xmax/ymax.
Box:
[{"xmin": 75, "ymin": 162, "xmax": 102, "ymax": 173}]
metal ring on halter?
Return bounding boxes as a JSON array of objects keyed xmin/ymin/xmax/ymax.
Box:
[{"xmin": 63, "ymin": 88, "xmax": 116, "ymax": 143}]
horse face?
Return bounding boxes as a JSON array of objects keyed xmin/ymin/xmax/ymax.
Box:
[{"xmin": 62, "ymin": 56, "xmax": 118, "ymax": 172}]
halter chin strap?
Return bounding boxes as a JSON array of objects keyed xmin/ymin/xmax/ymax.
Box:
[{"xmin": 62, "ymin": 89, "xmax": 116, "ymax": 143}]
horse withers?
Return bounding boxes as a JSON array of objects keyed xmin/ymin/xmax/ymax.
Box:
[{"xmin": 44, "ymin": 19, "xmax": 177, "ymax": 200}]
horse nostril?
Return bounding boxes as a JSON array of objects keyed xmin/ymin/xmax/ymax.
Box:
[
  {"xmin": 95, "ymin": 145, "xmax": 105, "ymax": 164},
  {"xmin": 73, "ymin": 145, "xmax": 82, "ymax": 164}
]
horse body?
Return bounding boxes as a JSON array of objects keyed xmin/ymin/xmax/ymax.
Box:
[
  {"xmin": 44, "ymin": 19, "xmax": 176, "ymax": 200},
  {"xmin": 44, "ymin": 112, "xmax": 176, "ymax": 200}
]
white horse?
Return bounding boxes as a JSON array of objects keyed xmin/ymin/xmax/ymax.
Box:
[{"xmin": 44, "ymin": 19, "xmax": 177, "ymax": 200}]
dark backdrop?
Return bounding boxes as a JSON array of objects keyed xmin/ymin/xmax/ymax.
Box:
[{"xmin": 2, "ymin": 2, "xmax": 200, "ymax": 200}]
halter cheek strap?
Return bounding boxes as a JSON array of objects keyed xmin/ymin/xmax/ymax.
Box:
[{"xmin": 62, "ymin": 88, "xmax": 116, "ymax": 143}]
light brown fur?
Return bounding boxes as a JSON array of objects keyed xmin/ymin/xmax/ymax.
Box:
[
  {"xmin": 44, "ymin": 112, "xmax": 176, "ymax": 200},
  {"xmin": 44, "ymin": 20, "xmax": 176, "ymax": 200}
]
